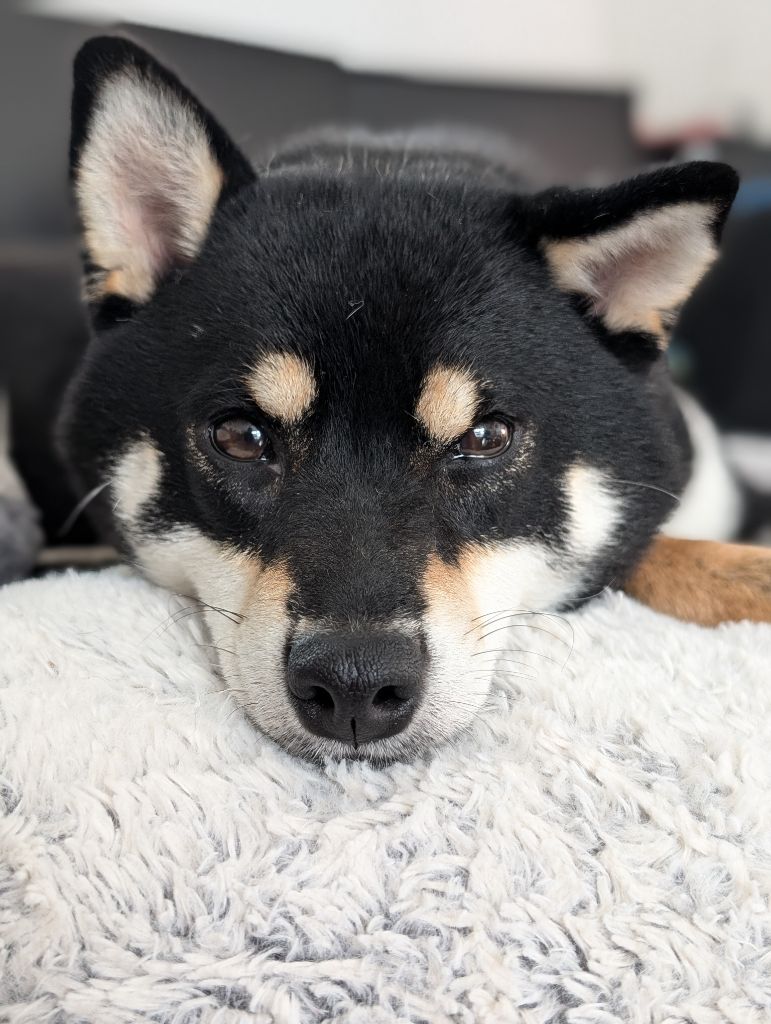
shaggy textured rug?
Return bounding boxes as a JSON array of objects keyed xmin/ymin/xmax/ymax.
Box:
[{"xmin": 1, "ymin": 568, "xmax": 770, "ymax": 1023}]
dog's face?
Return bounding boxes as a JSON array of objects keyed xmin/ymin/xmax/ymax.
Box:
[{"xmin": 63, "ymin": 38, "xmax": 737, "ymax": 762}]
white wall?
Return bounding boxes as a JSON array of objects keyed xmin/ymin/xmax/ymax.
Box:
[{"xmin": 30, "ymin": 0, "xmax": 771, "ymax": 142}]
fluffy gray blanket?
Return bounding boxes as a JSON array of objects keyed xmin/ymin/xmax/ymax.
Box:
[{"xmin": 1, "ymin": 567, "xmax": 770, "ymax": 1022}]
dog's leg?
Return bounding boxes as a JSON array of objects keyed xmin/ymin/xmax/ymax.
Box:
[{"xmin": 623, "ymin": 536, "xmax": 771, "ymax": 626}]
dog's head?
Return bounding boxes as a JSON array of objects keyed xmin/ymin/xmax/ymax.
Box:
[{"xmin": 63, "ymin": 37, "xmax": 738, "ymax": 762}]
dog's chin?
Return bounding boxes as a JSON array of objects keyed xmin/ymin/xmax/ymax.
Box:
[
  {"xmin": 238, "ymin": 705, "xmax": 471, "ymax": 767},
  {"xmin": 222, "ymin": 648, "xmax": 494, "ymax": 766}
]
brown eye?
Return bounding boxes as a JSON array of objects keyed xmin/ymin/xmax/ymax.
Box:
[
  {"xmin": 455, "ymin": 418, "xmax": 512, "ymax": 459},
  {"xmin": 210, "ymin": 417, "xmax": 272, "ymax": 462}
]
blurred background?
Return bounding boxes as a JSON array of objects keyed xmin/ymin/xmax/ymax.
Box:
[{"xmin": 1, "ymin": 0, "xmax": 770, "ymax": 552}]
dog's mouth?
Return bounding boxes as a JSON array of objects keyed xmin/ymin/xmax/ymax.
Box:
[
  {"xmin": 221, "ymin": 623, "xmax": 492, "ymax": 765},
  {"xmin": 228, "ymin": 667, "xmax": 493, "ymax": 765},
  {"xmin": 238, "ymin": 700, "xmax": 481, "ymax": 767}
]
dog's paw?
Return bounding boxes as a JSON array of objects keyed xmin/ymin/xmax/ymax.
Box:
[{"xmin": 623, "ymin": 536, "xmax": 771, "ymax": 626}]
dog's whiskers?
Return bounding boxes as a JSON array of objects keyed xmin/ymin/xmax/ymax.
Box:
[
  {"xmin": 571, "ymin": 582, "xmax": 615, "ymax": 604},
  {"xmin": 193, "ymin": 641, "xmax": 236, "ymax": 658},
  {"xmin": 466, "ymin": 610, "xmax": 574, "ymax": 657},
  {"xmin": 475, "ymin": 621, "xmax": 572, "ymax": 647},
  {"xmin": 151, "ymin": 604, "xmax": 212, "ymax": 636},
  {"xmin": 473, "ymin": 647, "xmax": 567, "ymax": 669},
  {"xmin": 614, "ymin": 478, "xmax": 681, "ymax": 504},
  {"xmin": 191, "ymin": 598, "xmax": 244, "ymax": 625},
  {"xmin": 147, "ymin": 596, "xmax": 245, "ymax": 642},
  {"xmin": 482, "ymin": 655, "xmax": 535, "ymax": 670},
  {"xmin": 469, "ymin": 669, "xmax": 536, "ymax": 682},
  {"xmin": 57, "ymin": 481, "xmax": 109, "ymax": 537}
]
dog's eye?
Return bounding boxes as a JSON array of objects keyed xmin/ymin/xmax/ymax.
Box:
[
  {"xmin": 454, "ymin": 418, "xmax": 512, "ymax": 459},
  {"xmin": 210, "ymin": 417, "xmax": 273, "ymax": 461}
]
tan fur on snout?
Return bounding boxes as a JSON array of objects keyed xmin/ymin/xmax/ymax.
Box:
[
  {"xmin": 246, "ymin": 352, "xmax": 317, "ymax": 424},
  {"xmin": 415, "ymin": 365, "xmax": 481, "ymax": 445},
  {"xmin": 209, "ymin": 549, "xmax": 295, "ymax": 711},
  {"xmin": 422, "ymin": 552, "xmax": 478, "ymax": 623},
  {"xmin": 419, "ymin": 528, "xmax": 602, "ymax": 740},
  {"xmin": 419, "ymin": 552, "xmax": 489, "ymax": 738},
  {"xmin": 234, "ymin": 552, "xmax": 294, "ymax": 625},
  {"xmin": 125, "ymin": 525, "xmax": 296, "ymax": 739},
  {"xmin": 419, "ymin": 543, "xmax": 571, "ymax": 746}
]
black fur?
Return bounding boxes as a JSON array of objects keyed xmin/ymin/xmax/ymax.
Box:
[{"xmin": 527, "ymin": 161, "xmax": 736, "ymax": 241}]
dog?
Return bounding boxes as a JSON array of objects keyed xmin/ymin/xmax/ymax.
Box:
[{"xmin": 61, "ymin": 36, "xmax": 771, "ymax": 764}]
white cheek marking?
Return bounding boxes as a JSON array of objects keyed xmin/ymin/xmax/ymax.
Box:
[
  {"xmin": 564, "ymin": 463, "xmax": 623, "ymax": 557},
  {"xmin": 131, "ymin": 527, "xmax": 247, "ymax": 607},
  {"xmin": 132, "ymin": 526, "xmax": 296, "ymax": 750},
  {"xmin": 464, "ymin": 544, "xmax": 568, "ymax": 629},
  {"xmin": 664, "ymin": 389, "xmax": 743, "ymax": 542},
  {"xmin": 416, "ymin": 542, "xmax": 574, "ymax": 755},
  {"xmin": 418, "ymin": 462, "xmax": 624, "ymax": 742},
  {"xmin": 465, "ymin": 463, "xmax": 622, "ymax": 632},
  {"xmin": 111, "ymin": 437, "xmax": 163, "ymax": 531}
]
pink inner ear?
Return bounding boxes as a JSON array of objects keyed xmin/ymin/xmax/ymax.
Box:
[
  {"xmin": 110, "ymin": 152, "xmax": 188, "ymax": 283},
  {"xmin": 545, "ymin": 202, "xmax": 719, "ymax": 334},
  {"xmin": 77, "ymin": 71, "xmax": 224, "ymax": 302},
  {"xmin": 585, "ymin": 243, "xmax": 658, "ymax": 319},
  {"xmin": 116, "ymin": 195, "xmax": 175, "ymax": 282}
]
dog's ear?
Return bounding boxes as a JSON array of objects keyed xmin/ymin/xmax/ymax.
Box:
[
  {"xmin": 528, "ymin": 162, "xmax": 738, "ymax": 347},
  {"xmin": 70, "ymin": 36, "xmax": 255, "ymax": 314}
]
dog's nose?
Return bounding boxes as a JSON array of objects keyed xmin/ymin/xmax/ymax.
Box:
[{"xmin": 286, "ymin": 630, "xmax": 426, "ymax": 745}]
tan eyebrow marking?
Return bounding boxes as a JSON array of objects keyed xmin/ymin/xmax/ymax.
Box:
[
  {"xmin": 415, "ymin": 365, "xmax": 481, "ymax": 445},
  {"xmin": 246, "ymin": 351, "xmax": 317, "ymax": 424}
]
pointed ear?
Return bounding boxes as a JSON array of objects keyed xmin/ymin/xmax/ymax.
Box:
[
  {"xmin": 70, "ymin": 36, "xmax": 255, "ymax": 312},
  {"xmin": 530, "ymin": 162, "xmax": 738, "ymax": 347}
]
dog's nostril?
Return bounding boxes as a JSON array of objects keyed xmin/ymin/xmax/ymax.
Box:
[
  {"xmin": 372, "ymin": 684, "xmax": 407, "ymax": 707},
  {"xmin": 309, "ymin": 685, "xmax": 334, "ymax": 709}
]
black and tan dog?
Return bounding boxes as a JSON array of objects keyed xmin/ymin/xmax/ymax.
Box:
[{"xmin": 62, "ymin": 37, "xmax": 771, "ymax": 763}]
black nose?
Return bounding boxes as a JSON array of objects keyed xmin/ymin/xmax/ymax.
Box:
[{"xmin": 286, "ymin": 630, "xmax": 426, "ymax": 745}]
